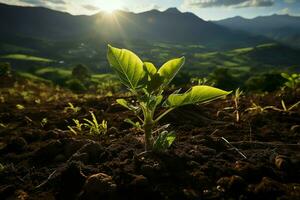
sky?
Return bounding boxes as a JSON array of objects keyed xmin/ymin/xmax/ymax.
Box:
[{"xmin": 1, "ymin": 0, "xmax": 300, "ymax": 20}]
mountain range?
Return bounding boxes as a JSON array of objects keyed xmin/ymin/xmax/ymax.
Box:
[
  {"xmin": 0, "ymin": 2, "xmax": 300, "ymax": 61},
  {"xmin": 0, "ymin": 3, "xmax": 268, "ymax": 50},
  {"xmin": 215, "ymin": 14, "xmax": 300, "ymax": 48}
]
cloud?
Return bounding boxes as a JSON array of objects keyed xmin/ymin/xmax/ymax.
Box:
[
  {"xmin": 19, "ymin": 0, "xmax": 65, "ymax": 7},
  {"xmin": 183, "ymin": 0, "xmax": 274, "ymax": 8},
  {"xmin": 82, "ymin": 4, "xmax": 100, "ymax": 11},
  {"xmin": 284, "ymin": 0, "xmax": 296, "ymax": 3}
]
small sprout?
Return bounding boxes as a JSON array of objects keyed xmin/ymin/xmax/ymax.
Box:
[
  {"xmin": 64, "ymin": 102, "xmax": 81, "ymax": 113},
  {"xmin": 0, "ymin": 96, "xmax": 5, "ymax": 103},
  {"xmin": 233, "ymin": 88, "xmax": 243, "ymax": 123},
  {"xmin": 281, "ymin": 73, "xmax": 300, "ymax": 91},
  {"xmin": 107, "ymin": 45, "xmax": 230, "ymax": 151},
  {"xmin": 68, "ymin": 119, "xmax": 84, "ymax": 135},
  {"xmin": 153, "ymin": 131, "xmax": 176, "ymax": 151},
  {"xmin": 35, "ymin": 99, "xmax": 41, "ymax": 104},
  {"xmin": 0, "ymin": 163, "xmax": 5, "ymax": 172},
  {"xmin": 16, "ymin": 104, "xmax": 25, "ymax": 110},
  {"xmin": 191, "ymin": 77, "xmax": 215, "ymax": 86},
  {"xmin": 41, "ymin": 118, "xmax": 48, "ymax": 127},
  {"xmin": 0, "ymin": 123, "xmax": 7, "ymax": 128},
  {"xmin": 83, "ymin": 111, "xmax": 107, "ymax": 135}
]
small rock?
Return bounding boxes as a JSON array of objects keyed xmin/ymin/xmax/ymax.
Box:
[
  {"xmin": 254, "ymin": 177, "xmax": 286, "ymax": 198},
  {"xmin": 217, "ymin": 175, "xmax": 246, "ymax": 194},
  {"xmin": 14, "ymin": 190, "xmax": 29, "ymax": 200},
  {"xmin": 7, "ymin": 137, "xmax": 27, "ymax": 153},
  {"xmin": 69, "ymin": 142, "xmax": 105, "ymax": 164},
  {"xmin": 129, "ymin": 175, "xmax": 148, "ymax": 187},
  {"xmin": 274, "ymin": 155, "xmax": 291, "ymax": 171},
  {"xmin": 81, "ymin": 173, "xmax": 116, "ymax": 200}
]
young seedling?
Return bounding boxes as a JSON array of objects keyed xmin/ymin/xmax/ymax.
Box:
[
  {"xmin": 83, "ymin": 111, "xmax": 108, "ymax": 135},
  {"xmin": 107, "ymin": 45, "xmax": 230, "ymax": 151},
  {"xmin": 281, "ymin": 73, "xmax": 300, "ymax": 95},
  {"xmin": 16, "ymin": 104, "xmax": 25, "ymax": 110},
  {"xmin": 223, "ymin": 88, "xmax": 243, "ymax": 122},
  {"xmin": 233, "ymin": 88, "xmax": 243, "ymax": 123},
  {"xmin": 64, "ymin": 102, "xmax": 81, "ymax": 113},
  {"xmin": 191, "ymin": 77, "xmax": 215, "ymax": 86},
  {"xmin": 68, "ymin": 119, "xmax": 84, "ymax": 135},
  {"xmin": 40, "ymin": 118, "xmax": 48, "ymax": 128},
  {"xmin": 0, "ymin": 163, "xmax": 4, "ymax": 172}
]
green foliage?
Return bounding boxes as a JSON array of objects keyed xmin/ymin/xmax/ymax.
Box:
[
  {"xmin": 107, "ymin": 45, "xmax": 230, "ymax": 151},
  {"xmin": 0, "ymin": 163, "xmax": 5, "ymax": 172},
  {"xmin": 124, "ymin": 118, "xmax": 142, "ymax": 130},
  {"xmin": 190, "ymin": 77, "xmax": 215, "ymax": 86},
  {"xmin": 281, "ymin": 73, "xmax": 300, "ymax": 90},
  {"xmin": 158, "ymin": 57, "xmax": 185, "ymax": 86},
  {"xmin": 66, "ymin": 79, "xmax": 87, "ymax": 92},
  {"xmin": 164, "ymin": 86, "xmax": 229, "ymax": 107},
  {"xmin": 68, "ymin": 119, "xmax": 84, "ymax": 135},
  {"xmin": 0, "ymin": 54, "xmax": 53, "ymax": 62},
  {"xmin": 153, "ymin": 131, "xmax": 176, "ymax": 151},
  {"xmin": 68, "ymin": 112, "xmax": 107, "ymax": 135},
  {"xmin": 64, "ymin": 103, "xmax": 81, "ymax": 113},
  {"xmin": 16, "ymin": 104, "xmax": 25, "ymax": 110},
  {"xmin": 107, "ymin": 45, "xmax": 145, "ymax": 90},
  {"xmin": 0, "ymin": 62, "xmax": 11, "ymax": 76},
  {"xmin": 209, "ymin": 68, "xmax": 240, "ymax": 90},
  {"xmin": 40, "ymin": 118, "xmax": 48, "ymax": 127},
  {"xmin": 83, "ymin": 111, "xmax": 108, "ymax": 135},
  {"xmin": 245, "ymin": 72, "xmax": 286, "ymax": 92}
]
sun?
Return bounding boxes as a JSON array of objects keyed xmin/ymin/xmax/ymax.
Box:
[{"xmin": 99, "ymin": 1, "xmax": 122, "ymax": 13}]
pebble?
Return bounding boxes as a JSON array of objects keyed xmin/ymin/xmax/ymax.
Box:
[{"xmin": 81, "ymin": 173, "xmax": 116, "ymax": 200}]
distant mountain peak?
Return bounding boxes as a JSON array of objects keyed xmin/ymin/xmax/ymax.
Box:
[
  {"xmin": 232, "ymin": 16, "xmax": 246, "ymax": 20},
  {"xmin": 164, "ymin": 7, "xmax": 181, "ymax": 14}
]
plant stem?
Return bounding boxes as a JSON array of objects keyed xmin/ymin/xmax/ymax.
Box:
[{"xmin": 144, "ymin": 122, "xmax": 153, "ymax": 151}]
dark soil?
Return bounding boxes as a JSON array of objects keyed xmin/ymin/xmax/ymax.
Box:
[{"xmin": 0, "ymin": 84, "xmax": 300, "ymax": 200}]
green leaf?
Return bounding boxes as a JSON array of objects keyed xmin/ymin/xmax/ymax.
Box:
[
  {"xmin": 164, "ymin": 85, "xmax": 231, "ymax": 107},
  {"xmin": 107, "ymin": 45, "xmax": 145, "ymax": 90},
  {"xmin": 116, "ymin": 99, "xmax": 131, "ymax": 110},
  {"xmin": 158, "ymin": 57, "xmax": 185, "ymax": 85},
  {"xmin": 281, "ymin": 73, "xmax": 290, "ymax": 79},
  {"xmin": 149, "ymin": 95, "xmax": 163, "ymax": 111},
  {"xmin": 153, "ymin": 131, "xmax": 176, "ymax": 151},
  {"xmin": 285, "ymin": 82, "xmax": 293, "ymax": 88},
  {"xmin": 116, "ymin": 98, "xmax": 139, "ymax": 112},
  {"xmin": 144, "ymin": 62, "xmax": 157, "ymax": 76},
  {"xmin": 292, "ymin": 74, "xmax": 299, "ymax": 79}
]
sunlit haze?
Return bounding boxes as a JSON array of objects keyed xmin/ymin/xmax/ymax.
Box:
[{"xmin": 1, "ymin": 0, "xmax": 300, "ymax": 20}]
